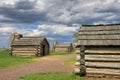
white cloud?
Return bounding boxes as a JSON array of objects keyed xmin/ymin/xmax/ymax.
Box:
[
  {"xmin": 0, "ymin": 27, "xmax": 15, "ymax": 33},
  {"xmin": 27, "ymin": 29, "xmax": 47, "ymax": 36},
  {"xmin": 0, "ymin": 0, "xmax": 18, "ymax": 7},
  {"xmin": 35, "ymin": 0, "xmax": 46, "ymax": 11},
  {"xmin": 47, "ymin": 37, "xmax": 55, "ymax": 40},
  {"xmin": 0, "ymin": 24, "xmax": 15, "ymax": 33},
  {"xmin": 0, "ymin": 23, "xmax": 30, "ymax": 35},
  {"xmin": 27, "ymin": 24, "xmax": 79, "ymax": 36}
]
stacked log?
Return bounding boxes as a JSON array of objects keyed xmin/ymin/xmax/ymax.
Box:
[
  {"xmin": 75, "ymin": 46, "xmax": 120, "ymax": 78},
  {"xmin": 85, "ymin": 47, "xmax": 120, "ymax": 77},
  {"xmin": 12, "ymin": 46, "xmax": 36, "ymax": 56},
  {"xmin": 74, "ymin": 48, "xmax": 80, "ymax": 74}
]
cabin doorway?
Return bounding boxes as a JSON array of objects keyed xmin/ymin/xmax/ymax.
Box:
[{"xmin": 42, "ymin": 45, "xmax": 45, "ymax": 56}]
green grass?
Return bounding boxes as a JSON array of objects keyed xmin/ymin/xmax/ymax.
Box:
[
  {"xmin": 0, "ymin": 50, "xmax": 34, "ymax": 69},
  {"xmin": 64, "ymin": 57, "xmax": 76, "ymax": 65},
  {"xmin": 18, "ymin": 72, "xmax": 85, "ymax": 80}
]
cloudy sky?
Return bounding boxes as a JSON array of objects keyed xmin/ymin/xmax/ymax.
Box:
[{"xmin": 0, "ymin": 0, "xmax": 120, "ymax": 48}]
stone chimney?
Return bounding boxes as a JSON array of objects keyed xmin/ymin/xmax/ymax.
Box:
[{"xmin": 10, "ymin": 32, "xmax": 23, "ymax": 43}]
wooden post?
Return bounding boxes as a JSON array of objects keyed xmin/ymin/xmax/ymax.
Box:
[
  {"xmin": 74, "ymin": 48, "xmax": 80, "ymax": 73},
  {"xmin": 80, "ymin": 45, "xmax": 86, "ymax": 76},
  {"xmin": 35, "ymin": 45, "xmax": 39, "ymax": 56},
  {"xmin": 9, "ymin": 46, "xmax": 13, "ymax": 56}
]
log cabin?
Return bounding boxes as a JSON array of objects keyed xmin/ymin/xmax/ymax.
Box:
[
  {"xmin": 10, "ymin": 33, "xmax": 49, "ymax": 56},
  {"xmin": 52, "ymin": 41, "xmax": 73, "ymax": 52},
  {"xmin": 74, "ymin": 24, "xmax": 120, "ymax": 77}
]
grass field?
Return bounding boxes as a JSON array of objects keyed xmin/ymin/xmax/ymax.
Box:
[
  {"xmin": 18, "ymin": 72, "xmax": 85, "ymax": 80},
  {"xmin": 64, "ymin": 57, "xmax": 76, "ymax": 65},
  {"xmin": 0, "ymin": 50, "xmax": 34, "ymax": 69}
]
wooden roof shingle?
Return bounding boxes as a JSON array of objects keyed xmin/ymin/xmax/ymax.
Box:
[
  {"xmin": 76, "ymin": 24, "xmax": 120, "ymax": 47},
  {"xmin": 11, "ymin": 37, "xmax": 46, "ymax": 46}
]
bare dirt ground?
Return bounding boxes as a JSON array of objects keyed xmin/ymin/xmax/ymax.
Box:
[
  {"xmin": 0, "ymin": 54, "xmax": 75, "ymax": 80},
  {"xmin": 0, "ymin": 53, "xmax": 119, "ymax": 80}
]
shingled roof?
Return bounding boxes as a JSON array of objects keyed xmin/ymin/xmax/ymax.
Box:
[
  {"xmin": 75, "ymin": 24, "xmax": 120, "ymax": 47},
  {"xmin": 55, "ymin": 42, "xmax": 72, "ymax": 48},
  {"xmin": 11, "ymin": 37, "xmax": 48, "ymax": 46}
]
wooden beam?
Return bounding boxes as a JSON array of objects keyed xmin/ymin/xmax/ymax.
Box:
[
  {"xmin": 85, "ymin": 53, "xmax": 120, "ymax": 55},
  {"xmin": 85, "ymin": 50, "xmax": 120, "ymax": 54},
  {"xmin": 85, "ymin": 57, "xmax": 120, "ymax": 62},
  {"xmin": 76, "ymin": 54, "xmax": 80, "ymax": 61},
  {"xmin": 76, "ymin": 50, "xmax": 80, "ymax": 54},
  {"xmin": 86, "ymin": 62, "xmax": 120, "ymax": 69},
  {"xmin": 87, "ymin": 68, "xmax": 120, "ymax": 76},
  {"xmin": 75, "ymin": 61, "xmax": 80, "ymax": 66},
  {"xmin": 12, "ymin": 51, "xmax": 36, "ymax": 53},
  {"xmin": 13, "ymin": 48, "xmax": 36, "ymax": 51},
  {"xmin": 74, "ymin": 68, "xmax": 80, "ymax": 73},
  {"xmin": 78, "ymin": 30, "xmax": 120, "ymax": 35},
  {"xmin": 13, "ymin": 53, "xmax": 35, "ymax": 56},
  {"xmin": 77, "ymin": 34, "xmax": 120, "ymax": 40},
  {"xmin": 86, "ymin": 55, "xmax": 120, "ymax": 58}
]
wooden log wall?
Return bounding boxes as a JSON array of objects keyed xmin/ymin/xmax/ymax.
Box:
[
  {"xmin": 35, "ymin": 45, "xmax": 40, "ymax": 56},
  {"xmin": 12, "ymin": 46, "xmax": 36, "ymax": 56},
  {"xmin": 85, "ymin": 47, "xmax": 120, "ymax": 76},
  {"xmin": 11, "ymin": 40, "xmax": 49, "ymax": 56},
  {"xmin": 74, "ymin": 46, "xmax": 120, "ymax": 77}
]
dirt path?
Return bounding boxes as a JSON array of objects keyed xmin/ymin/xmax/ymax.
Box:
[{"xmin": 0, "ymin": 54, "xmax": 75, "ymax": 80}]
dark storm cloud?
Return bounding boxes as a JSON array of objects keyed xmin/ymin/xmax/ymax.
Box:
[
  {"xmin": 0, "ymin": 6, "xmax": 47, "ymax": 23},
  {"xmin": 0, "ymin": 0, "xmax": 48, "ymax": 23},
  {"xmin": 0, "ymin": 0, "xmax": 120, "ymax": 25},
  {"xmin": 95, "ymin": 1, "xmax": 120, "ymax": 14},
  {"xmin": 15, "ymin": 0, "xmax": 36, "ymax": 10}
]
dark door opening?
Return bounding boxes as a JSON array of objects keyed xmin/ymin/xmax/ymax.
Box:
[{"xmin": 42, "ymin": 45, "xmax": 45, "ymax": 56}]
